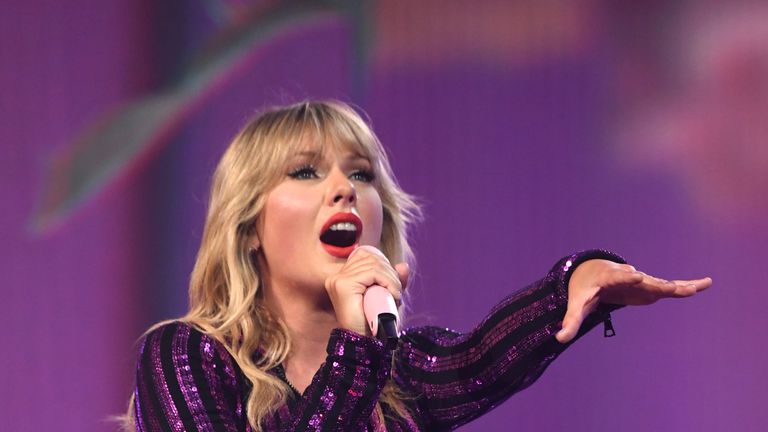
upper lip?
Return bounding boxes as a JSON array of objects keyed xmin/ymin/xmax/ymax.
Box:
[{"xmin": 320, "ymin": 212, "xmax": 363, "ymax": 238}]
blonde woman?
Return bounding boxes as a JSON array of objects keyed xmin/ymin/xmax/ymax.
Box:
[{"xmin": 128, "ymin": 101, "xmax": 711, "ymax": 431}]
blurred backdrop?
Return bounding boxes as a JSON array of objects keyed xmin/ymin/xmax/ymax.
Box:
[{"xmin": 2, "ymin": 1, "xmax": 767, "ymax": 431}]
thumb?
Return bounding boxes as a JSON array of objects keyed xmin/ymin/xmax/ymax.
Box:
[
  {"xmin": 556, "ymin": 301, "xmax": 587, "ymax": 344},
  {"xmin": 394, "ymin": 262, "xmax": 410, "ymax": 291}
]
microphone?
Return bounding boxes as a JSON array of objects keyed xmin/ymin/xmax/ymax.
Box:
[{"xmin": 363, "ymin": 285, "xmax": 400, "ymax": 350}]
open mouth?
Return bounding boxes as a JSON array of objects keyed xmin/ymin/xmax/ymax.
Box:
[{"xmin": 320, "ymin": 213, "xmax": 362, "ymax": 258}]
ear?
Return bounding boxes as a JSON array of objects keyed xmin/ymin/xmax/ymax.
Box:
[
  {"xmin": 249, "ymin": 234, "xmax": 260, "ymax": 252},
  {"xmin": 245, "ymin": 218, "xmax": 262, "ymax": 252}
]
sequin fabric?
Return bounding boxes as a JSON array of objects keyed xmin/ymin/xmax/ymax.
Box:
[{"xmin": 134, "ymin": 250, "xmax": 624, "ymax": 431}]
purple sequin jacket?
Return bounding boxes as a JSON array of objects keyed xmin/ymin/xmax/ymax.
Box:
[{"xmin": 133, "ymin": 250, "xmax": 624, "ymax": 431}]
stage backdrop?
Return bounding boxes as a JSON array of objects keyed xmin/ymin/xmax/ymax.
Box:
[{"xmin": 2, "ymin": 1, "xmax": 767, "ymax": 431}]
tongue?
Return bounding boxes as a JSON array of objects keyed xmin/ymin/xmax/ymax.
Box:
[{"xmin": 320, "ymin": 229, "xmax": 357, "ymax": 247}]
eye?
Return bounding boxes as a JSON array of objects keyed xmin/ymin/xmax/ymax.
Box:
[
  {"xmin": 287, "ymin": 165, "xmax": 319, "ymax": 180},
  {"xmin": 349, "ymin": 169, "xmax": 375, "ymax": 183}
]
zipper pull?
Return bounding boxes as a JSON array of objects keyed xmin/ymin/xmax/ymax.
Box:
[{"xmin": 603, "ymin": 314, "xmax": 616, "ymax": 338}]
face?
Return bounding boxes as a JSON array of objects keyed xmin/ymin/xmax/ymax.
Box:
[{"xmin": 254, "ymin": 138, "xmax": 384, "ymax": 293}]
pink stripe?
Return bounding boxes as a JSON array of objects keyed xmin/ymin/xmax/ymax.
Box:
[
  {"xmin": 172, "ymin": 325, "xmax": 216, "ymax": 432},
  {"xmin": 136, "ymin": 335, "xmax": 164, "ymax": 432},
  {"xmin": 411, "ymin": 294, "xmax": 558, "ymax": 373},
  {"xmin": 150, "ymin": 327, "xmax": 185, "ymax": 432}
]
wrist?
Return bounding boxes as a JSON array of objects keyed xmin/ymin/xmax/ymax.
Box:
[
  {"xmin": 553, "ymin": 249, "xmax": 627, "ymax": 298},
  {"xmin": 327, "ymin": 328, "xmax": 390, "ymax": 359},
  {"xmin": 336, "ymin": 313, "xmax": 370, "ymax": 337}
]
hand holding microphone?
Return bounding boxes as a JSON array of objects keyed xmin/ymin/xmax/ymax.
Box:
[{"xmin": 324, "ymin": 245, "xmax": 407, "ymax": 349}]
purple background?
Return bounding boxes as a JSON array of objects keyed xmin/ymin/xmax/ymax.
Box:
[{"xmin": 2, "ymin": 1, "xmax": 767, "ymax": 431}]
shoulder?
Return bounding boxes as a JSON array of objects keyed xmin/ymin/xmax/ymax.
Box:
[
  {"xmin": 137, "ymin": 321, "xmax": 241, "ymax": 381},
  {"xmin": 133, "ymin": 324, "xmax": 250, "ymax": 429},
  {"xmin": 140, "ymin": 321, "xmax": 216, "ymax": 353}
]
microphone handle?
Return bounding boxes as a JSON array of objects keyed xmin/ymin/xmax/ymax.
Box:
[{"xmin": 362, "ymin": 285, "xmax": 400, "ymax": 350}]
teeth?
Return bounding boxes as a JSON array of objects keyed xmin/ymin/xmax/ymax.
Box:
[{"xmin": 329, "ymin": 222, "xmax": 357, "ymax": 231}]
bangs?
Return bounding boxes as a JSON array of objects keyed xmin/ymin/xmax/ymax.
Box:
[
  {"xmin": 304, "ymin": 102, "xmax": 379, "ymax": 164},
  {"xmin": 261, "ymin": 102, "xmax": 383, "ymax": 186}
]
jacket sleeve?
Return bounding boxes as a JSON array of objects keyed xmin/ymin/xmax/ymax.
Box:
[
  {"xmin": 393, "ymin": 249, "xmax": 625, "ymax": 431},
  {"xmin": 134, "ymin": 323, "xmax": 392, "ymax": 431}
]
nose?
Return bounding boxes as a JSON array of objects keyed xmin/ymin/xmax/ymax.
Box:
[{"xmin": 327, "ymin": 168, "xmax": 356, "ymax": 206}]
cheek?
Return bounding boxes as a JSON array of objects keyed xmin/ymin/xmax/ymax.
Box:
[{"xmin": 261, "ymin": 188, "xmax": 316, "ymax": 255}]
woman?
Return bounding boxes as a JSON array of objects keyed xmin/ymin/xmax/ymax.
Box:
[{"xmin": 128, "ymin": 101, "xmax": 711, "ymax": 431}]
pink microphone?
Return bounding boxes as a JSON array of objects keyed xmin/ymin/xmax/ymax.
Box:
[{"xmin": 363, "ymin": 285, "xmax": 400, "ymax": 350}]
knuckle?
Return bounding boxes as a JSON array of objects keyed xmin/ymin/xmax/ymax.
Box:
[
  {"xmin": 392, "ymin": 278, "xmax": 402, "ymax": 291},
  {"xmin": 324, "ymin": 277, "xmax": 335, "ymax": 291},
  {"xmin": 355, "ymin": 245, "xmax": 386, "ymax": 260},
  {"xmin": 351, "ymin": 251, "xmax": 370, "ymax": 262},
  {"xmin": 349, "ymin": 247, "xmax": 373, "ymax": 261},
  {"xmin": 380, "ymin": 269, "xmax": 398, "ymax": 287}
]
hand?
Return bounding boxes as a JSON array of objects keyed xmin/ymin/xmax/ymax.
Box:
[
  {"xmin": 324, "ymin": 246, "xmax": 409, "ymax": 336},
  {"xmin": 555, "ymin": 259, "xmax": 712, "ymax": 344}
]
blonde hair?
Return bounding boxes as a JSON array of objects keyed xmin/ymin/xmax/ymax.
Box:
[{"xmin": 124, "ymin": 101, "xmax": 421, "ymax": 430}]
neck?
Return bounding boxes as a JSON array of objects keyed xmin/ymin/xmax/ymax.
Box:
[{"xmin": 263, "ymin": 280, "xmax": 338, "ymax": 394}]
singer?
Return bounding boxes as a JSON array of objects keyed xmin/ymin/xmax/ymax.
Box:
[{"xmin": 125, "ymin": 101, "xmax": 711, "ymax": 431}]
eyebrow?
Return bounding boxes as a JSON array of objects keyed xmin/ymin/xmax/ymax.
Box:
[{"xmin": 291, "ymin": 150, "xmax": 370, "ymax": 162}]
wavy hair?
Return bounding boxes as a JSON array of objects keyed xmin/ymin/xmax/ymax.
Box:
[{"xmin": 123, "ymin": 101, "xmax": 421, "ymax": 430}]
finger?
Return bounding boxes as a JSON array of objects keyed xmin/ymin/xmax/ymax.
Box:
[
  {"xmin": 556, "ymin": 297, "xmax": 591, "ymax": 344},
  {"xmin": 696, "ymin": 276, "xmax": 713, "ymax": 291},
  {"xmin": 378, "ymin": 267, "xmax": 403, "ymax": 302},
  {"xmin": 342, "ymin": 254, "xmax": 385, "ymax": 273},
  {"xmin": 668, "ymin": 277, "xmax": 713, "ymax": 298},
  {"xmin": 369, "ymin": 266, "xmax": 403, "ymax": 302},
  {"xmin": 673, "ymin": 277, "xmax": 712, "ymax": 292},
  {"xmin": 612, "ymin": 268, "xmax": 644, "ymax": 286},
  {"xmin": 394, "ymin": 262, "xmax": 410, "ymax": 291},
  {"xmin": 343, "ymin": 253, "xmax": 397, "ymax": 278},
  {"xmin": 341, "ymin": 257, "xmax": 402, "ymax": 300},
  {"xmin": 346, "ymin": 267, "xmax": 403, "ymax": 301},
  {"xmin": 641, "ymin": 273, "xmax": 712, "ymax": 298},
  {"xmin": 349, "ymin": 245, "xmax": 390, "ymax": 263},
  {"xmin": 620, "ymin": 264, "xmax": 637, "ymax": 272},
  {"xmin": 635, "ymin": 272, "xmax": 678, "ymax": 297},
  {"xmin": 345, "ymin": 248, "xmax": 380, "ymax": 267}
]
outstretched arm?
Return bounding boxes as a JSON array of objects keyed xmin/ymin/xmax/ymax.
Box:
[{"xmin": 393, "ymin": 250, "xmax": 710, "ymax": 431}]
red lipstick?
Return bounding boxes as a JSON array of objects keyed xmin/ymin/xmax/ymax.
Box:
[{"xmin": 319, "ymin": 212, "xmax": 363, "ymax": 258}]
